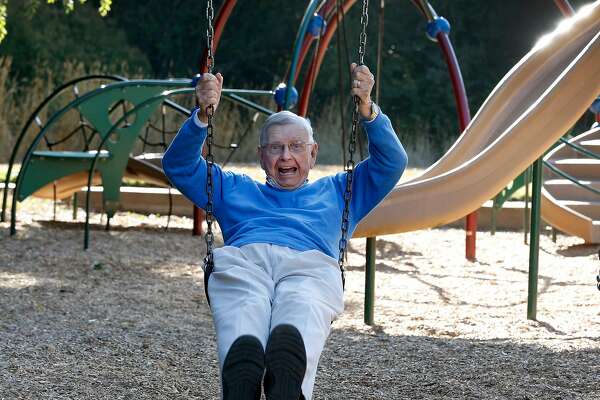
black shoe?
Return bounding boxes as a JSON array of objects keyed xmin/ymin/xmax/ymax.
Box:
[
  {"xmin": 222, "ymin": 335, "xmax": 265, "ymax": 400},
  {"xmin": 264, "ymin": 324, "xmax": 307, "ymax": 400}
]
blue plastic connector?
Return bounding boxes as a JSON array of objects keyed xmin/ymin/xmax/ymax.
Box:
[
  {"xmin": 426, "ymin": 17, "xmax": 451, "ymax": 42},
  {"xmin": 274, "ymin": 83, "xmax": 299, "ymax": 109},
  {"xmin": 191, "ymin": 73, "xmax": 202, "ymax": 88},
  {"xmin": 307, "ymin": 13, "xmax": 326, "ymax": 37},
  {"xmin": 590, "ymin": 96, "xmax": 600, "ymax": 114}
]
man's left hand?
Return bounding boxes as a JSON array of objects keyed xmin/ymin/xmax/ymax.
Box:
[{"xmin": 350, "ymin": 63, "xmax": 375, "ymax": 119}]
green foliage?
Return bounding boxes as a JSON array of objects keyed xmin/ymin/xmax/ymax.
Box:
[
  {"xmin": 0, "ymin": 1, "xmax": 6, "ymax": 43},
  {"xmin": 99, "ymin": 0, "xmax": 111, "ymax": 16},
  {"xmin": 1, "ymin": 0, "xmax": 148, "ymax": 82},
  {"xmin": 0, "ymin": 0, "xmax": 595, "ymax": 165},
  {"xmin": 0, "ymin": 0, "xmax": 112, "ymax": 43},
  {"xmin": 45, "ymin": 0, "xmax": 112, "ymax": 16}
]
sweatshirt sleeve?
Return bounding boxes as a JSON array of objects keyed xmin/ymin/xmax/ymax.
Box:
[
  {"xmin": 161, "ymin": 109, "xmax": 225, "ymax": 211},
  {"xmin": 349, "ymin": 111, "xmax": 408, "ymax": 223}
]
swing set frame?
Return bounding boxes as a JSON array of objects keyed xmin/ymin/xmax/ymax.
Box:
[{"xmin": 196, "ymin": 0, "xmax": 472, "ymax": 325}]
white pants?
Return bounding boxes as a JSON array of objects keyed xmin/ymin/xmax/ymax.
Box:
[{"xmin": 207, "ymin": 243, "xmax": 345, "ymax": 400}]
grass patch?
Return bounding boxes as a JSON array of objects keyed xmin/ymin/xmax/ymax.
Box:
[{"xmin": 0, "ymin": 163, "xmax": 18, "ymax": 183}]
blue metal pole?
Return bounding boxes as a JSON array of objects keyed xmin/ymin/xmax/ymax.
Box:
[{"xmin": 284, "ymin": 0, "xmax": 322, "ymax": 109}]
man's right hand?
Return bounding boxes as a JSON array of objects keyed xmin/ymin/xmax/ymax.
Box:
[{"xmin": 195, "ymin": 72, "xmax": 223, "ymax": 123}]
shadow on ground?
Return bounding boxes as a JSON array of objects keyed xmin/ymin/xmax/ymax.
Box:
[
  {"xmin": 556, "ymin": 242, "xmax": 600, "ymax": 258},
  {"xmin": 1, "ymin": 225, "xmax": 599, "ymax": 399},
  {"xmin": 320, "ymin": 325, "xmax": 600, "ymax": 400}
]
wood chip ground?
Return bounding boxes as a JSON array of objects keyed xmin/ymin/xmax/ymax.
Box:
[{"xmin": 1, "ymin": 196, "xmax": 599, "ymax": 399}]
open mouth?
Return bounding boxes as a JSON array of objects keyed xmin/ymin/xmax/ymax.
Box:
[{"xmin": 278, "ymin": 167, "xmax": 297, "ymax": 176}]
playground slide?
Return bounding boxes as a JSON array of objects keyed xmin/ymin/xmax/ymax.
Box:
[
  {"xmin": 540, "ymin": 188, "xmax": 596, "ymax": 243},
  {"xmin": 32, "ymin": 156, "xmax": 170, "ymax": 200},
  {"xmin": 32, "ymin": 171, "xmax": 103, "ymax": 200},
  {"xmin": 354, "ymin": 3, "xmax": 600, "ymax": 238},
  {"xmin": 124, "ymin": 156, "xmax": 170, "ymax": 188},
  {"xmin": 410, "ymin": 1, "xmax": 600, "ymax": 184},
  {"xmin": 539, "ymin": 126, "xmax": 600, "ymax": 243}
]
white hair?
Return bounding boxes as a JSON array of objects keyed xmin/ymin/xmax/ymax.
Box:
[{"xmin": 259, "ymin": 111, "xmax": 314, "ymax": 146}]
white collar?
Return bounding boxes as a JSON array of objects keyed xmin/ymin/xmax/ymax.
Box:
[{"xmin": 266, "ymin": 176, "xmax": 308, "ymax": 191}]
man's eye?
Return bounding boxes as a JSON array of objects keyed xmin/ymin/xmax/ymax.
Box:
[
  {"xmin": 290, "ymin": 143, "xmax": 303, "ymax": 151},
  {"xmin": 269, "ymin": 144, "xmax": 281, "ymax": 152}
]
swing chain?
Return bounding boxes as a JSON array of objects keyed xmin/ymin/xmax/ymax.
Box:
[
  {"xmin": 358, "ymin": 0, "xmax": 369, "ymax": 65},
  {"xmin": 338, "ymin": 0, "xmax": 369, "ymax": 287},
  {"xmin": 206, "ymin": 0, "xmax": 215, "ymax": 74},
  {"xmin": 204, "ymin": 0, "xmax": 216, "ymax": 271},
  {"xmin": 597, "ymin": 250, "xmax": 600, "ymax": 291}
]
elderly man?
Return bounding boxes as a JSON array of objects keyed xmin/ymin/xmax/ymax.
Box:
[{"xmin": 162, "ymin": 63, "xmax": 407, "ymax": 400}]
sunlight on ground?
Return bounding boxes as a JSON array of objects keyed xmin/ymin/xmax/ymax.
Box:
[{"xmin": 0, "ymin": 272, "xmax": 46, "ymax": 289}]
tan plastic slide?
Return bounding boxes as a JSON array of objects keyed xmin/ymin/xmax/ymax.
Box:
[
  {"xmin": 354, "ymin": 2, "xmax": 600, "ymax": 238},
  {"xmin": 540, "ymin": 127, "xmax": 600, "ymax": 243},
  {"xmin": 32, "ymin": 157, "xmax": 170, "ymax": 200},
  {"xmin": 540, "ymin": 187, "xmax": 596, "ymax": 242}
]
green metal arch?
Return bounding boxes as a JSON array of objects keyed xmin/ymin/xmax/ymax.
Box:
[{"xmin": 9, "ymin": 79, "xmax": 191, "ymax": 235}]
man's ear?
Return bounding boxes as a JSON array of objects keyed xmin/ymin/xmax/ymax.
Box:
[{"xmin": 309, "ymin": 142, "xmax": 319, "ymax": 169}]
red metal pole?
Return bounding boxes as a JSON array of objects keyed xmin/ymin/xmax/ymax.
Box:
[
  {"xmin": 294, "ymin": 1, "xmax": 339, "ymax": 84},
  {"xmin": 294, "ymin": 36, "xmax": 317, "ymax": 83},
  {"xmin": 553, "ymin": 0, "xmax": 575, "ymax": 17},
  {"xmin": 321, "ymin": 0, "xmax": 337, "ymax": 18},
  {"xmin": 288, "ymin": 3, "xmax": 336, "ymax": 94},
  {"xmin": 436, "ymin": 32, "xmax": 474, "ymax": 260},
  {"xmin": 299, "ymin": 57, "xmax": 318, "ymax": 117},
  {"xmin": 194, "ymin": 0, "xmax": 237, "ymax": 236},
  {"xmin": 297, "ymin": 1, "xmax": 474, "ymax": 263},
  {"xmin": 298, "ymin": 0, "xmax": 357, "ymax": 116}
]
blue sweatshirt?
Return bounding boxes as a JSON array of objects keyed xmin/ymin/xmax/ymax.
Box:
[{"xmin": 162, "ymin": 110, "xmax": 407, "ymax": 259}]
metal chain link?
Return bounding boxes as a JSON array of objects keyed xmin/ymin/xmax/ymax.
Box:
[
  {"xmin": 358, "ymin": 0, "xmax": 369, "ymax": 65},
  {"xmin": 597, "ymin": 250, "xmax": 600, "ymax": 291},
  {"xmin": 206, "ymin": 0, "xmax": 215, "ymax": 74},
  {"xmin": 338, "ymin": 0, "xmax": 369, "ymax": 289},
  {"xmin": 204, "ymin": 0, "xmax": 216, "ymax": 274}
]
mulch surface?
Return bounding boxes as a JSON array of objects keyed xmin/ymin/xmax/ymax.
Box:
[{"xmin": 1, "ymin": 197, "xmax": 599, "ymax": 399}]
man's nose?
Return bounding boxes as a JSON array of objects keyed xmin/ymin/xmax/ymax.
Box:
[{"xmin": 279, "ymin": 145, "xmax": 292, "ymax": 159}]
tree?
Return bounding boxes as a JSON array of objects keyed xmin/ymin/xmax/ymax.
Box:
[{"xmin": 0, "ymin": 0, "xmax": 112, "ymax": 43}]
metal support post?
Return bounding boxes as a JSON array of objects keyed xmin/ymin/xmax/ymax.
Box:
[{"xmin": 527, "ymin": 159, "xmax": 543, "ymax": 320}]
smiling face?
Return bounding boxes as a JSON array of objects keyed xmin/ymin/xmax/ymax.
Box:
[{"xmin": 258, "ymin": 123, "xmax": 318, "ymax": 190}]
